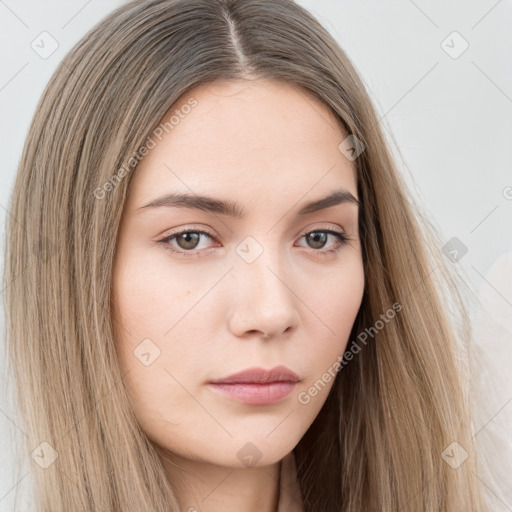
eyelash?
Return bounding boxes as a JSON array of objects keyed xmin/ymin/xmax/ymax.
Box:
[{"xmin": 157, "ymin": 227, "xmax": 351, "ymax": 258}]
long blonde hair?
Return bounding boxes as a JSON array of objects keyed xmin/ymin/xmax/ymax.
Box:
[{"xmin": 4, "ymin": 0, "xmax": 489, "ymax": 510}]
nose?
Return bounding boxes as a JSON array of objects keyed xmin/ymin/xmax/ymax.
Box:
[{"xmin": 227, "ymin": 248, "xmax": 299, "ymax": 340}]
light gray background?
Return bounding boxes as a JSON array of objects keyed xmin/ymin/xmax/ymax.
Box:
[{"xmin": 1, "ymin": 1, "xmax": 511, "ymax": 510}]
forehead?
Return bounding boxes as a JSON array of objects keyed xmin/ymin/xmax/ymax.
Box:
[{"xmin": 128, "ymin": 78, "xmax": 357, "ymax": 209}]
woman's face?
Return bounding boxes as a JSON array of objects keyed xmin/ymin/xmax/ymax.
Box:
[{"xmin": 112, "ymin": 78, "xmax": 364, "ymax": 470}]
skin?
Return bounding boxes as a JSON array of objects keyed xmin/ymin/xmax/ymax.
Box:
[{"xmin": 112, "ymin": 78, "xmax": 365, "ymax": 512}]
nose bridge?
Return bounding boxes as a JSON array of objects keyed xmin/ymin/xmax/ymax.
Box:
[{"xmin": 227, "ymin": 235, "xmax": 298, "ymax": 337}]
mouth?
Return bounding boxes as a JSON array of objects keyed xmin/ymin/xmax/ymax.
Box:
[
  {"xmin": 208, "ymin": 365, "xmax": 300, "ymax": 405},
  {"xmin": 207, "ymin": 381, "xmax": 298, "ymax": 405}
]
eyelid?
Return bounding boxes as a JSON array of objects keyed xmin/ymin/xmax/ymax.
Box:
[
  {"xmin": 158, "ymin": 224, "xmax": 216, "ymax": 238},
  {"xmin": 295, "ymin": 222, "xmax": 346, "ymax": 237}
]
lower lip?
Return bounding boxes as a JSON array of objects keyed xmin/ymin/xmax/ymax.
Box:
[{"xmin": 208, "ymin": 381, "xmax": 297, "ymax": 405}]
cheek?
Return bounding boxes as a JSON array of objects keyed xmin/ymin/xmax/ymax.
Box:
[
  {"xmin": 325, "ymin": 264, "xmax": 364, "ymax": 339},
  {"xmin": 299, "ymin": 258, "xmax": 364, "ymax": 382},
  {"xmin": 111, "ymin": 251, "xmax": 222, "ymax": 422},
  {"xmin": 112, "ymin": 248, "xmax": 212, "ymax": 343}
]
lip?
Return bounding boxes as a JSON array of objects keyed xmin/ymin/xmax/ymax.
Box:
[
  {"xmin": 209, "ymin": 365, "xmax": 300, "ymax": 384},
  {"xmin": 208, "ymin": 366, "xmax": 300, "ymax": 406}
]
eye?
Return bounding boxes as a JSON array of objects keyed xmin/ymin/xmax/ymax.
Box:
[
  {"xmin": 295, "ymin": 229, "xmax": 351, "ymax": 256},
  {"xmin": 158, "ymin": 229, "xmax": 218, "ymax": 256},
  {"xmin": 157, "ymin": 226, "xmax": 351, "ymax": 257}
]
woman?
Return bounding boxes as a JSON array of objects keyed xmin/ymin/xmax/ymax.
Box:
[{"xmin": 4, "ymin": 0, "xmax": 491, "ymax": 510}]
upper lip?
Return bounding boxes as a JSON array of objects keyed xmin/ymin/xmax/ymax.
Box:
[{"xmin": 209, "ymin": 365, "xmax": 300, "ymax": 384}]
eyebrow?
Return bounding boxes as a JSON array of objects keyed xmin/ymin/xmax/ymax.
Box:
[{"xmin": 138, "ymin": 189, "xmax": 361, "ymax": 217}]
